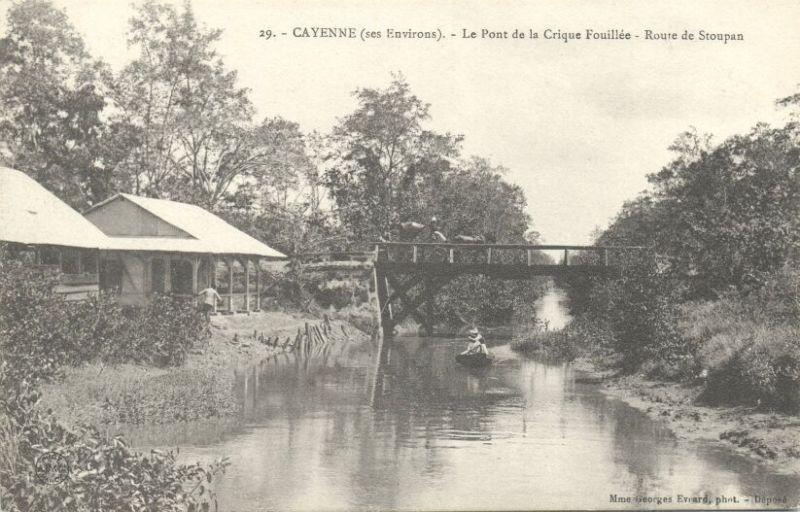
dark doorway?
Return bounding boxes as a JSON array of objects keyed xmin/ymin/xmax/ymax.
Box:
[
  {"xmin": 99, "ymin": 258, "xmax": 123, "ymax": 293},
  {"xmin": 151, "ymin": 258, "xmax": 166, "ymax": 294},
  {"xmin": 171, "ymin": 259, "xmax": 193, "ymax": 295}
]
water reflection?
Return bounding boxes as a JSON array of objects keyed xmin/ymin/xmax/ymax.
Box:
[{"xmin": 153, "ymin": 334, "xmax": 800, "ymax": 511}]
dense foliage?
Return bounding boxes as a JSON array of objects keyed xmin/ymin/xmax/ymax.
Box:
[
  {"xmin": 0, "ymin": 261, "xmax": 224, "ymax": 510},
  {"xmin": 0, "ymin": 0, "xmax": 112, "ymax": 208},
  {"xmin": 558, "ymin": 102, "xmax": 800, "ymax": 411},
  {"xmin": 0, "ymin": 377, "xmax": 228, "ymax": 512},
  {"xmin": 324, "ymin": 77, "xmax": 465, "ymax": 242},
  {"xmin": 0, "ymin": 261, "xmax": 210, "ymax": 385}
]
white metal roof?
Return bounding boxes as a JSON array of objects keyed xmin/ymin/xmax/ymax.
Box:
[
  {"xmin": 0, "ymin": 167, "xmax": 111, "ymax": 249},
  {"xmin": 87, "ymin": 194, "xmax": 286, "ymax": 259}
]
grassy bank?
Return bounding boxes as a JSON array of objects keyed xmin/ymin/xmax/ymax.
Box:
[{"xmin": 37, "ymin": 311, "xmax": 368, "ymax": 433}]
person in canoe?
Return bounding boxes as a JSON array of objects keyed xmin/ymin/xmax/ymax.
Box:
[
  {"xmin": 456, "ymin": 327, "xmax": 493, "ymax": 367},
  {"xmin": 465, "ymin": 327, "xmax": 488, "ymax": 355}
]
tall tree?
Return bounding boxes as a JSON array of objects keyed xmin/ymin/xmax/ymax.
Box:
[
  {"xmin": 325, "ymin": 75, "xmax": 462, "ymax": 242},
  {"xmin": 216, "ymin": 120, "xmax": 334, "ymax": 255},
  {"xmin": 595, "ymin": 118, "xmax": 800, "ymax": 298},
  {"xmin": 0, "ymin": 0, "xmax": 112, "ymax": 208},
  {"xmin": 110, "ymin": 0, "xmax": 258, "ymax": 207},
  {"xmin": 428, "ymin": 157, "xmax": 530, "ymax": 242}
]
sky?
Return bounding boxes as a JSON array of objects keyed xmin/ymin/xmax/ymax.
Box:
[{"xmin": 4, "ymin": 0, "xmax": 800, "ymax": 243}]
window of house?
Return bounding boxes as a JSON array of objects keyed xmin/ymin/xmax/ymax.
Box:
[
  {"xmin": 40, "ymin": 246, "xmax": 61, "ymax": 266},
  {"xmin": 61, "ymin": 249, "xmax": 80, "ymax": 274}
]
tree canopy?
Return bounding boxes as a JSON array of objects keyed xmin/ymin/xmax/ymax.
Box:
[{"xmin": 0, "ymin": 0, "xmax": 111, "ymax": 208}]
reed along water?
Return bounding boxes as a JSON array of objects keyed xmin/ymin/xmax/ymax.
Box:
[{"xmin": 150, "ymin": 289, "xmax": 800, "ymax": 510}]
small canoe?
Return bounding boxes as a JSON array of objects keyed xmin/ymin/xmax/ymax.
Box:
[{"xmin": 456, "ymin": 351, "xmax": 493, "ymax": 368}]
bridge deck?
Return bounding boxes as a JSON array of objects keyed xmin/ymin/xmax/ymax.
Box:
[
  {"xmin": 295, "ymin": 242, "xmax": 644, "ymax": 338},
  {"xmin": 376, "ymin": 262, "xmax": 619, "ymax": 278},
  {"xmin": 296, "ymin": 242, "xmax": 644, "ymax": 275},
  {"xmin": 374, "ymin": 242, "xmax": 642, "ymax": 273}
]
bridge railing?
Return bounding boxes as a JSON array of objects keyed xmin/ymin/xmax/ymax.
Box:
[
  {"xmin": 375, "ymin": 242, "xmax": 646, "ymax": 267},
  {"xmin": 294, "ymin": 251, "xmax": 375, "ymax": 264}
]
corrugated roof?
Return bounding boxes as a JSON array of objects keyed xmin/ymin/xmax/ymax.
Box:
[
  {"xmin": 0, "ymin": 167, "xmax": 111, "ymax": 249},
  {"xmin": 88, "ymin": 194, "xmax": 286, "ymax": 259}
]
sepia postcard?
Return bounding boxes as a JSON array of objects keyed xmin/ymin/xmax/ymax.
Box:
[{"xmin": 1, "ymin": 0, "xmax": 799, "ymax": 510}]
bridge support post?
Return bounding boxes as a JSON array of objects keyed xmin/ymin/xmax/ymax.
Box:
[
  {"xmin": 373, "ymin": 267, "xmax": 393, "ymax": 339},
  {"xmin": 422, "ymin": 278, "xmax": 434, "ymax": 336}
]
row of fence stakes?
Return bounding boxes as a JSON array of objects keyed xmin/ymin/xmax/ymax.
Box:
[{"xmin": 228, "ymin": 314, "xmax": 354, "ymax": 353}]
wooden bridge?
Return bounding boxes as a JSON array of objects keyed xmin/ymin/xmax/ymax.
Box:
[{"xmin": 297, "ymin": 242, "xmax": 643, "ymax": 338}]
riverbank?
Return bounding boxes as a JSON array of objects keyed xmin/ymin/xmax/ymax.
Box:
[
  {"xmin": 571, "ymin": 357, "xmax": 800, "ymax": 473},
  {"xmin": 38, "ymin": 311, "xmax": 369, "ymax": 431}
]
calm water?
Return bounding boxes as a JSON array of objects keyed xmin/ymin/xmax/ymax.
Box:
[{"xmin": 149, "ymin": 291, "xmax": 800, "ymax": 510}]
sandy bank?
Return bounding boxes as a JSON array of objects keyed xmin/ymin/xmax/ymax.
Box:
[{"xmin": 571, "ymin": 357, "xmax": 800, "ymax": 473}]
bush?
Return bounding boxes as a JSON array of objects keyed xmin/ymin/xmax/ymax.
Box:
[
  {"xmin": 560, "ymin": 256, "xmax": 699, "ymax": 378},
  {"xmin": 511, "ymin": 328, "xmax": 579, "ymax": 360},
  {"xmin": 512, "ymin": 313, "xmax": 622, "ymax": 364},
  {"xmin": 0, "ymin": 375, "xmax": 228, "ymax": 511},
  {"xmin": 0, "ymin": 261, "xmax": 210, "ymax": 385},
  {"xmin": 0, "ymin": 263, "xmax": 87, "ymax": 384},
  {"xmin": 117, "ymin": 295, "xmax": 211, "ymax": 367},
  {"xmin": 679, "ymin": 278, "xmax": 800, "ymax": 412},
  {"xmin": 697, "ymin": 317, "xmax": 800, "ymax": 411},
  {"xmin": 749, "ymin": 265, "xmax": 800, "ymax": 324}
]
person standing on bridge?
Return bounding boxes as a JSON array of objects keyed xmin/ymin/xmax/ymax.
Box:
[
  {"xmin": 429, "ymin": 216, "xmax": 447, "ymax": 242},
  {"xmin": 429, "ymin": 216, "xmax": 440, "ymax": 233}
]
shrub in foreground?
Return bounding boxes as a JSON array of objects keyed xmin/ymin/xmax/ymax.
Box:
[
  {"xmin": 677, "ymin": 277, "xmax": 800, "ymax": 412},
  {"xmin": 0, "ymin": 376, "xmax": 228, "ymax": 512}
]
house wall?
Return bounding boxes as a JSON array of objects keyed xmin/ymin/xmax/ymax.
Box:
[
  {"xmin": 101, "ymin": 252, "xmax": 213, "ymax": 306},
  {"xmin": 4, "ymin": 245, "xmax": 102, "ymax": 301},
  {"xmin": 85, "ymin": 199, "xmax": 191, "ymax": 238}
]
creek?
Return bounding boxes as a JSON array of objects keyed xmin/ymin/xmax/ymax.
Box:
[{"xmin": 143, "ymin": 289, "xmax": 800, "ymax": 510}]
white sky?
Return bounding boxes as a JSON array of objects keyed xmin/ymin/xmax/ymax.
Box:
[{"xmin": 4, "ymin": 0, "xmax": 800, "ymax": 243}]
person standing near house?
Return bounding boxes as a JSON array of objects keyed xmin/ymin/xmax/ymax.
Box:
[{"xmin": 197, "ymin": 286, "xmax": 222, "ymax": 319}]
